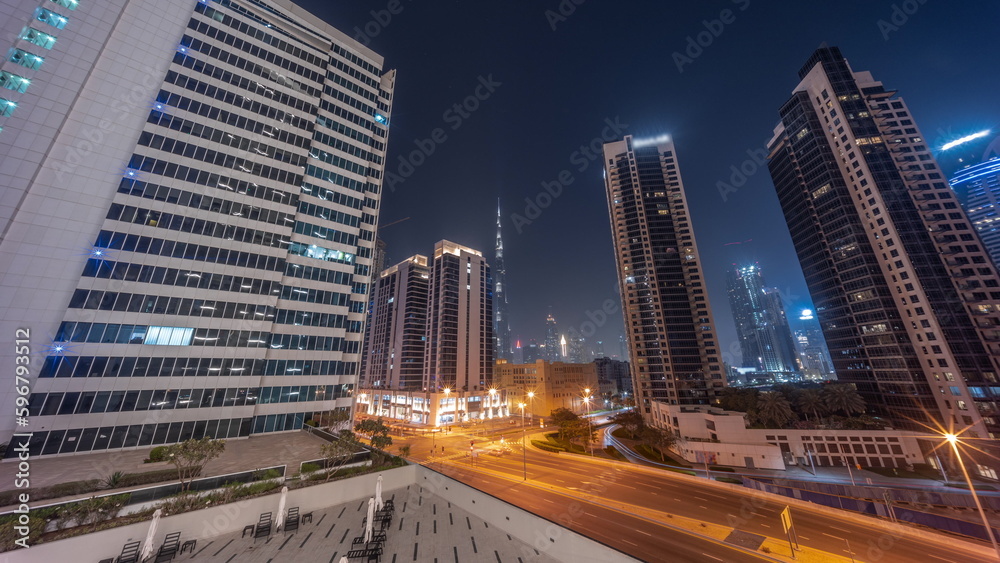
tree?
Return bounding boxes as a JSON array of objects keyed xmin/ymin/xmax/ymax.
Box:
[
  {"xmin": 316, "ymin": 408, "xmax": 350, "ymax": 431},
  {"xmin": 564, "ymin": 419, "xmax": 595, "ymax": 450},
  {"xmin": 354, "ymin": 417, "xmax": 394, "ymax": 466},
  {"xmin": 610, "ymin": 410, "xmax": 644, "ymax": 438},
  {"xmin": 637, "ymin": 426, "xmax": 677, "ymax": 462},
  {"xmin": 163, "ymin": 437, "xmax": 225, "ymax": 491},
  {"xmin": 398, "ymin": 444, "xmax": 411, "ymax": 458},
  {"xmin": 796, "ymin": 389, "xmax": 826, "ymax": 422},
  {"xmin": 319, "ymin": 430, "xmax": 362, "ymax": 482},
  {"xmin": 549, "ymin": 408, "xmax": 580, "ymax": 440},
  {"xmin": 755, "ymin": 392, "xmax": 795, "ymax": 428},
  {"xmin": 822, "ymin": 384, "xmax": 865, "ymax": 417},
  {"xmin": 718, "ymin": 388, "xmax": 759, "ymax": 413}
]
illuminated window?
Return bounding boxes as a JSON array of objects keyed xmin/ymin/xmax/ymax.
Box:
[
  {"xmin": 0, "ymin": 98, "xmax": 16, "ymax": 117},
  {"xmin": 144, "ymin": 326, "xmax": 194, "ymax": 346},
  {"xmin": 0, "ymin": 72, "xmax": 30, "ymax": 93},
  {"xmin": 8, "ymin": 49, "xmax": 44, "ymax": 70},
  {"xmin": 811, "ymin": 183, "xmax": 832, "ymax": 199},
  {"xmin": 20, "ymin": 27, "xmax": 57, "ymax": 49},
  {"xmin": 36, "ymin": 8, "xmax": 68, "ymax": 29}
]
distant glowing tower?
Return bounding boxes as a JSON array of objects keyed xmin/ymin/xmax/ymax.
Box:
[{"xmin": 493, "ymin": 200, "xmax": 512, "ymax": 360}]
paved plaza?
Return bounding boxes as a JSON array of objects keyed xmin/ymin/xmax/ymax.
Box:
[{"xmin": 184, "ymin": 485, "xmax": 558, "ymax": 563}]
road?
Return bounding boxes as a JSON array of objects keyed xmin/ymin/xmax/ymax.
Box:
[{"xmin": 404, "ymin": 425, "xmax": 994, "ymax": 563}]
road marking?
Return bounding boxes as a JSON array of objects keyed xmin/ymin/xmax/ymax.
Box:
[
  {"xmin": 674, "ymin": 498, "xmax": 682, "ymax": 502},
  {"xmin": 799, "ymin": 536, "xmax": 810, "ymax": 540},
  {"xmin": 699, "ymin": 506, "xmax": 709, "ymax": 510},
  {"xmin": 617, "ymin": 483, "xmax": 638, "ymax": 490},
  {"xmin": 636, "ymin": 530, "xmax": 652, "ymax": 537},
  {"xmin": 693, "ymin": 496, "xmax": 709, "ymax": 502},
  {"xmin": 622, "ymin": 539, "xmax": 638, "ymax": 547},
  {"xmin": 759, "ymin": 524, "xmax": 770, "ymax": 528},
  {"xmin": 829, "ymin": 526, "xmax": 851, "ymax": 534},
  {"xmin": 701, "ymin": 553, "xmax": 724, "ymax": 561},
  {"xmin": 924, "ymin": 555, "xmax": 957, "ymax": 563},
  {"xmin": 541, "ymin": 498, "xmax": 554, "ymax": 504},
  {"xmin": 701, "ymin": 492, "xmax": 728, "ymax": 500},
  {"xmin": 554, "ymin": 479, "xmax": 566, "ymax": 483},
  {"xmin": 822, "ymin": 533, "xmax": 844, "ymax": 540}
]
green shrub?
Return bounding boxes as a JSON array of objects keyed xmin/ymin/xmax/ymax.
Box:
[
  {"xmin": 715, "ymin": 476, "xmax": 744, "ymax": 484},
  {"xmin": 301, "ymin": 463, "xmax": 321, "ymax": 473},
  {"xmin": 252, "ymin": 468, "xmax": 281, "ymax": 481},
  {"xmin": 305, "ymin": 419, "xmax": 318, "ymax": 427},
  {"xmin": 604, "ymin": 446, "xmax": 627, "ymax": 461},
  {"xmin": 531, "ymin": 440, "xmax": 564, "ymax": 453},
  {"xmin": 146, "ymin": 446, "xmax": 168, "ymax": 463}
]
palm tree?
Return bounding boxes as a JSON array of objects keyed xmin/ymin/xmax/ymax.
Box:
[
  {"xmin": 796, "ymin": 389, "xmax": 826, "ymax": 422},
  {"xmin": 755, "ymin": 392, "xmax": 795, "ymax": 428},
  {"xmin": 822, "ymin": 384, "xmax": 865, "ymax": 416}
]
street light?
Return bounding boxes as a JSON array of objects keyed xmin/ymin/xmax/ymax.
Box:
[
  {"xmin": 527, "ymin": 391, "xmax": 535, "ymax": 425},
  {"xmin": 443, "ymin": 387, "xmax": 451, "ymax": 426},
  {"xmin": 944, "ymin": 433, "xmax": 1000, "ymax": 560},
  {"xmin": 583, "ymin": 393, "xmax": 593, "ymax": 456},
  {"xmin": 518, "ymin": 402, "xmax": 527, "ymax": 480},
  {"xmin": 488, "ymin": 388, "xmax": 498, "ymax": 437}
]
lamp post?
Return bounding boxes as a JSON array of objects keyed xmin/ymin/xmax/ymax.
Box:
[
  {"xmin": 527, "ymin": 391, "xmax": 535, "ymax": 426},
  {"xmin": 945, "ymin": 433, "xmax": 1000, "ymax": 560},
  {"xmin": 443, "ymin": 387, "xmax": 451, "ymax": 427},
  {"xmin": 518, "ymin": 402, "xmax": 527, "ymax": 480},
  {"xmin": 583, "ymin": 393, "xmax": 593, "ymax": 456},
  {"xmin": 488, "ymin": 388, "xmax": 497, "ymax": 438}
]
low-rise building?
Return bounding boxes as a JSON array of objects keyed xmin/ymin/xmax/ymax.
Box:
[
  {"xmin": 649, "ymin": 402, "xmax": 925, "ymax": 471},
  {"xmin": 495, "ymin": 360, "xmax": 599, "ymax": 418}
]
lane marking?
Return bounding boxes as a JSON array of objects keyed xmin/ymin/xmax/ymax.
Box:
[
  {"xmin": 701, "ymin": 553, "xmax": 724, "ymax": 561},
  {"xmin": 699, "ymin": 506, "xmax": 709, "ymax": 510},
  {"xmin": 622, "ymin": 539, "xmax": 638, "ymax": 547},
  {"xmin": 829, "ymin": 526, "xmax": 851, "ymax": 534},
  {"xmin": 823, "ymin": 533, "xmax": 844, "ymax": 540},
  {"xmin": 636, "ymin": 530, "xmax": 652, "ymax": 537},
  {"xmin": 759, "ymin": 524, "xmax": 770, "ymax": 528}
]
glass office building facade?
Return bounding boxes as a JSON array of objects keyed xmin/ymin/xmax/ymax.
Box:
[{"xmin": 0, "ymin": 0, "xmax": 394, "ymax": 456}]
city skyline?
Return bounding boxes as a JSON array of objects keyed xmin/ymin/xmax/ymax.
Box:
[{"xmin": 297, "ymin": 1, "xmax": 1000, "ymax": 363}]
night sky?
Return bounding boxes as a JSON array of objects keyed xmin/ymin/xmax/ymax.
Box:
[{"xmin": 297, "ymin": 0, "xmax": 1000, "ymax": 362}]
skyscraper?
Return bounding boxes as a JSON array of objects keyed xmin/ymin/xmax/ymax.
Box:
[
  {"xmin": 1, "ymin": 0, "xmax": 394, "ymax": 455},
  {"xmin": 726, "ymin": 265, "xmax": 799, "ymax": 374},
  {"xmin": 602, "ymin": 135, "xmax": 725, "ymax": 419},
  {"xmin": 543, "ymin": 313, "xmax": 561, "ymax": 362},
  {"xmin": 767, "ymin": 46, "xmax": 1000, "ymax": 439},
  {"xmin": 361, "ymin": 256, "xmax": 429, "ymax": 390},
  {"xmin": 794, "ymin": 309, "xmax": 834, "ymax": 379},
  {"xmin": 950, "ymin": 158, "xmax": 1000, "ymax": 269},
  {"xmin": 493, "ymin": 201, "xmax": 512, "ymax": 360},
  {"xmin": 424, "ymin": 240, "xmax": 494, "ymax": 392}
]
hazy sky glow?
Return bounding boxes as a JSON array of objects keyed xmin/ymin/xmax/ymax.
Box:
[{"xmin": 297, "ymin": 0, "xmax": 1000, "ymax": 361}]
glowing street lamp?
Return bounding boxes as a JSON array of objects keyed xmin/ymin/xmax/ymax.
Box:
[
  {"xmin": 944, "ymin": 433, "xmax": 1000, "ymax": 560},
  {"xmin": 526, "ymin": 391, "xmax": 536, "ymax": 425},
  {"xmin": 582, "ymin": 393, "xmax": 594, "ymax": 456}
]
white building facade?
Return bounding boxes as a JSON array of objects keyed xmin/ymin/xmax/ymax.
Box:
[{"xmin": 0, "ymin": 0, "xmax": 394, "ymax": 456}]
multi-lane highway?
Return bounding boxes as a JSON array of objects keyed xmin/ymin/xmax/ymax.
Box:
[{"xmin": 403, "ymin": 425, "xmax": 994, "ymax": 563}]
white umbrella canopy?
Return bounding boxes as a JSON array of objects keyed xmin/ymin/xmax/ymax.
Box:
[
  {"xmin": 339, "ymin": 558, "xmax": 349, "ymax": 563},
  {"xmin": 364, "ymin": 497, "xmax": 375, "ymax": 543},
  {"xmin": 140, "ymin": 509, "xmax": 162, "ymax": 561},
  {"xmin": 375, "ymin": 474, "xmax": 383, "ymax": 511},
  {"xmin": 275, "ymin": 486, "xmax": 288, "ymax": 530}
]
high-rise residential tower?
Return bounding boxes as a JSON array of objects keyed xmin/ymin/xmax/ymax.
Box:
[
  {"xmin": 767, "ymin": 46, "xmax": 1000, "ymax": 440},
  {"xmin": 0, "ymin": 0, "xmax": 394, "ymax": 456},
  {"xmin": 424, "ymin": 240, "xmax": 494, "ymax": 392},
  {"xmin": 543, "ymin": 313, "xmax": 560, "ymax": 362},
  {"xmin": 726, "ymin": 264, "xmax": 799, "ymax": 374},
  {"xmin": 493, "ymin": 201, "xmax": 512, "ymax": 361},
  {"xmin": 951, "ymin": 158, "xmax": 1000, "ymax": 269},
  {"xmin": 602, "ymin": 135, "xmax": 725, "ymax": 419},
  {"xmin": 361, "ymin": 255, "xmax": 429, "ymax": 390}
]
